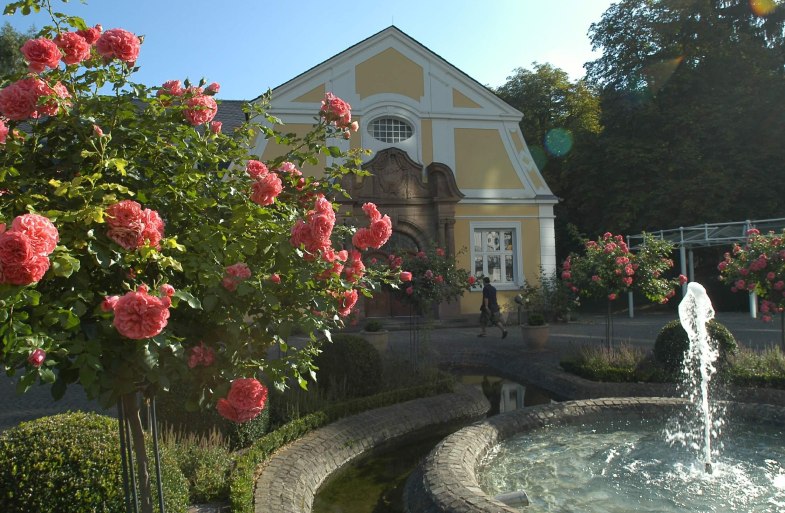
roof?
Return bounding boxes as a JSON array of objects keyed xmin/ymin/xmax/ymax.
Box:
[
  {"xmin": 215, "ymin": 99, "xmax": 247, "ymax": 134},
  {"xmin": 628, "ymin": 217, "xmax": 785, "ymax": 250}
]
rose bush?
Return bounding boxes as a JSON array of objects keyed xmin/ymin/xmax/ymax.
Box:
[
  {"xmin": 392, "ymin": 247, "xmax": 472, "ymax": 314},
  {"xmin": 718, "ymin": 228, "xmax": 785, "ymax": 348},
  {"xmin": 1, "ymin": 1, "xmax": 396, "ymax": 509},
  {"xmin": 562, "ymin": 232, "xmax": 683, "ymax": 346}
]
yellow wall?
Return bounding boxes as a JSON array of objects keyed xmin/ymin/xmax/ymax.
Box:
[
  {"xmin": 452, "ymin": 89, "xmax": 481, "ymax": 108},
  {"xmin": 421, "ymin": 119, "xmax": 433, "ymax": 165},
  {"xmin": 292, "ymin": 84, "xmax": 325, "ymax": 103},
  {"xmin": 454, "ymin": 128, "xmax": 522, "ymax": 190},
  {"xmin": 260, "ymin": 123, "xmax": 326, "ymax": 177},
  {"xmin": 355, "ymin": 48, "xmax": 424, "ymax": 101}
]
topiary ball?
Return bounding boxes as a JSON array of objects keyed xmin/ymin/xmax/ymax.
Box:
[
  {"xmin": 314, "ymin": 334, "xmax": 383, "ymax": 398},
  {"xmin": 0, "ymin": 411, "xmax": 188, "ymax": 513},
  {"xmin": 653, "ymin": 319, "xmax": 738, "ymax": 375}
]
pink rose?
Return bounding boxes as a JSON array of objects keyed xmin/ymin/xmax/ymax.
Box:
[
  {"xmin": 1, "ymin": 255, "xmax": 50, "ymax": 285},
  {"xmin": 157, "ymin": 80, "xmax": 184, "ymax": 99},
  {"xmin": 342, "ymin": 250, "xmax": 365, "ymax": 283},
  {"xmin": 246, "ymin": 160, "xmax": 268, "ymax": 179},
  {"xmin": 187, "ymin": 342, "xmax": 215, "ymax": 369},
  {"xmin": 337, "ymin": 289, "xmax": 359, "ymax": 317},
  {"xmin": 20, "ymin": 38, "xmax": 61, "ymax": 72},
  {"xmin": 468, "ymin": 276, "xmax": 476, "ymax": 285},
  {"xmin": 222, "ymin": 262, "xmax": 251, "ymax": 291},
  {"xmin": 205, "ymin": 82, "xmax": 220, "ymax": 94},
  {"xmin": 101, "ymin": 295, "xmax": 119, "ymax": 312},
  {"xmin": 406, "ymin": 286, "xmax": 414, "ymax": 295},
  {"xmin": 105, "ymin": 200, "xmax": 164, "ymax": 250},
  {"xmin": 0, "ymin": 118, "xmax": 7, "ymax": 144},
  {"xmin": 216, "ymin": 378, "xmax": 268, "ymax": 423},
  {"xmin": 424, "ymin": 269, "xmax": 434, "ymax": 280},
  {"xmin": 276, "ymin": 161, "xmax": 302, "ymax": 177},
  {"xmin": 0, "ymin": 232, "xmax": 33, "ymax": 269},
  {"xmin": 96, "ymin": 28, "xmax": 140, "ymax": 64},
  {"xmin": 679, "ymin": 274, "xmax": 689, "ymax": 285},
  {"xmin": 435, "ymin": 275, "xmax": 444, "ymax": 284},
  {"xmin": 37, "ymin": 81, "xmax": 71, "ymax": 117},
  {"xmin": 400, "ymin": 271, "xmax": 413, "ymax": 282},
  {"xmin": 0, "ymin": 78, "xmax": 44, "ymax": 120},
  {"xmin": 361, "ymin": 202, "xmax": 381, "ymax": 222},
  {"xmin": 93, "ymin": 124, "xmax": 104, "ymax": 137},
  {"xmin": 140, "ymin": 209, "xmax": 165, "ymax": 248},
  {"xmin": 608, "ymin": 293, "xmax": 618, "ymax": 300},
  {"xmin": 76, "ymin": 25, "xmax": 102, "ymax": 45},
  {"xmin": 159, "ymin": 284, "xmax": 175, "ymax": 297},
  {"xmin": 270, "ymin": 273, "xmax": 281, "ymax": 284},
  {"xmin": 436, "ymin": 248, "xmax": 445, "ymax": 257},
  {"xmin": 112, "ymin": 287, "xmax": 171, "ymax": 339},
  {"xmin": 54, "ymin": 32, "xmax": 92, "ymax": 65},
  {"xmin": 250, "ymin": 173, "xmax": 283, "ymax": 206},
  {"xmin": 319, "ymin": 92, "xmax": 352, "ymax": 129},
  {"xmin": 27, "ymin": 348, "xmax": 46, "ymax": 368},
  {"xmin": 183, "ymin": 94, "xmax": 218, "ymax": 126},
  {"xmin": 11, "ymin": 213, "xmax": 59, "ymax": 255},
  {"xmin": 210, "ymin": 121, "xmax": 222, "ymax": 134}
]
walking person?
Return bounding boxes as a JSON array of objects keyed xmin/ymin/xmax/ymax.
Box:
[{"xmin": 478, "ymin": 277, "xmax": 508, "ymax": 338}]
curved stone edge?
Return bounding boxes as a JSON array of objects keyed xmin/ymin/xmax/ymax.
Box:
[
  {"xmin": 253, "ymin": 384, "xmax": 489, "ymax": 513},
  {"xmin": 411, "ymin": 397, "xmax": 785, "ymax": 513}
]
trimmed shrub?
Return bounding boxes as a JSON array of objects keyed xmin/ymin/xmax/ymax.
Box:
[
  {"xmin": 161, "ymin": 427, "xmax": 234, "ymax": 504},
  {"xmin": 156, "ymin": 383, "xmax": 270, "ymax": 450},
  {"xmin": 653, "ymin": 319, "xmax": 738, "ymax": 375},
  {"xmin": 0, "ymin": 411, "xmax": 188, "ymax": 513},
  {"xmin": 314, "ymin": 334, "xmax": 383, "ymax": 398}
]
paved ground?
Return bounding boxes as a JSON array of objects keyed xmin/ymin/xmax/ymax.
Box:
[{"xmin": 1, "ymin": 310, "xmax": 779, "ymax": 432}]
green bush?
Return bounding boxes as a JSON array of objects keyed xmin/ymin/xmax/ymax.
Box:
[
  {"xmin": 0, "ymin": 411, "xmax": 188, "ymax": 513},
  {"xmin": 560, "ymin": 343, "xmax": 649, "ymax": 382},
  {"xmin": 363, "ymin": 319, "xmax": 385, "ymax": 332},
  {"xmin": 729, "ymin": 346, "xmax": 785, "ymax": 389},
  {"xmin": 161, "ymin": 427, "xmax": 234, "ymax": 504},
  {"xmin": 653, "ymin": 319, "xmax": 738, "ymax": 375},
  {"xmin": 156, "ymin": 383, "xmax": 270, "ymax": 450},
  {"xmin": 314, "ymin": 334, "xmax": 383, "ymax": 398}
]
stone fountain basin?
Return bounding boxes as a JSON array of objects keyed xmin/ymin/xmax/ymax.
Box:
[{"xmin": 406, "ymin": 397, "xmax": 785, "ymax": 513}]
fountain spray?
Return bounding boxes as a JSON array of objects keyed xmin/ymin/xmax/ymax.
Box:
[{"xmin": 678, "ymin": 282, "xmax": 719, "ymax": 474}]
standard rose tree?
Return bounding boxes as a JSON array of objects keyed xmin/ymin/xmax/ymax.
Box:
[{"xmin": 0, "ymin": 2, "xmax": 394, "ymax": 509}]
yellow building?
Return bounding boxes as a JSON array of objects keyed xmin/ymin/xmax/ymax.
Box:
[{"xmin": 251, "ymin": 26, "xmax": 556, "ymax": 318}]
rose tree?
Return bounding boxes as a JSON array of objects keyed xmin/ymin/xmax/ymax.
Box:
[
  {"xmin": 0, "ymin": 2, "xmax": 391, "ymax": 510},
  {"xmin": 392, "ymin": 247, "xmax": 472, "ymax": 315},
  {"xmin": 718, "ymin": 228, "xmax": 785, "ymax": 349},
  {"xmin": 561, "ymin": 232, "xmax": 683, "ymax": 347}
]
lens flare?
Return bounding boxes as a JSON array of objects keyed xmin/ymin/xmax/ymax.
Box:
[
  {"xmin": 544, "ymin": 128, "xmax": 573, "ymax": 157},
  {"xmin": 642, "ymin": 56, "xmax": 683, "ymax": 94},
  {"xmin": 750, "ymin": 0, "xmax": 776, "ymax": 17}
]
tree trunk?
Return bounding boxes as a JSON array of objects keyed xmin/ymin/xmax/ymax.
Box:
[
  {"xmin": 606, "ymin": 300, "xmax": 614, "ymax": 349},
  {"xmin": 121, "ymin": 392, "xmax": 154, "ymax": 513}
]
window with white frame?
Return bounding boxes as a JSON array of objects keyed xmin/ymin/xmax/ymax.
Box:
[
  {"xmin": 368, "ymin": 117, "xmax": 414, "ymax": 143},
  {"xmin": 471, "ymin": 223, "xmax": 522, "ymax": 288}
]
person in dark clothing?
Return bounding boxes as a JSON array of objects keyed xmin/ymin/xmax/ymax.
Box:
[{"xmin": 478, "ymin": 277, "xmax": 507, "ymax": 338}]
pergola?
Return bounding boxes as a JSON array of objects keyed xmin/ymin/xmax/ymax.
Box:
[{"xmin": 626, "ymin": 217, "xmax": 785, "ymax": 318}]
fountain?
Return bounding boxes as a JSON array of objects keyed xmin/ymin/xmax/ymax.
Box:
[{"xmin": 409, "ymin": 283, "xmax": 785, "ymax": 513}]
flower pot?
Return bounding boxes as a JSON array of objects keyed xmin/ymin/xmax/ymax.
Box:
[
  {"xmin": 360, "ymin": 330, "xmax": 389, "ymax": 353},
  {"xmin": 520, "ymin": 324, "xmax": 549, "ymax": 351}
]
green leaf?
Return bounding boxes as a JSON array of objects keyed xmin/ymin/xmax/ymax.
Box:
[{"xmin": 173, "ymin": 290, "xmax": 202, "ymax": 309}]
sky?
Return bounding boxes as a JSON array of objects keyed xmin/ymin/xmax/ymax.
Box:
[{"xmin": 4, "ymin": 0, "xmax": 616, "ymax": 99}]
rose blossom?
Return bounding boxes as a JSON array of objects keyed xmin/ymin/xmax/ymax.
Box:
[
  {"xmin": 468, "ymin": 276, "xmax": 476, "ymax": 285},
  {"xmin": 159, "ymin": 284, "xmax": 175, "ymax": 297},
  {"xmin": 406, "ymin": 286, "xmax": 414, "ymax": 295},
  {"xmin": 222, "ymin": 262, "xmax": 252, "ymax": 291},
  {"xmin": 0, "ymin": 78, "xmax": 44, "ymax": 120},
  {"xmin": 101, "ymin": 295, "xmax": 119, "ymax": 312},
  {"xmin": 205, "ymin": 82, "xmax": 220, "ymax": 94},
  {"xmin": 0, "ymin": 118, "xmax": 7, "ymax": 144},
  {"xmin": 183, "ymin": 94, "xmax": 217, "ymax": 126},
  {"xmin": 112, "ymin": 287, "xmax": 171, "ymax": 339},
  {"xmin": 105, "ymin": 200, "xmax": 164, "ymax": 250},
  {"xmin": 216, "ymin": 378, "xmax": 268, "ymax": 423},
  {"xmin": 210, "ymin": 121, "xmax": 222, "ymax": 134},
  {"xmin": 11, "ymin": 213, "xmax": 59, "ymax": 255},
  {"xmin": 20, "ymin": 38, "xmax": 62, "ymax": 72},
  {"xmin": 187, "ymin": 342, "xmax": 215, "ymax": 369},
  {"xmin": 270, "ymin": 273, "xmax": 281, "ymax": 284},
  {"xmin": 319, "ymin": 92, "xmax": 352, "ymax": 129},
  {"xmin": 54, "ymin": 32, "xmax": 92, "ymax": 65},
  {"xmin": 246, "ymin": 160, "xmax": 268, "ymax": 179},
  {"xmin": 337, "ymin": 289, "xmax": 359, "ymax": 317},
  {"xmin": 27, "ymin": 348, "xmax": 46, "ymax": 368},
  {"xmin": 157, "ymin": 80, "xmax": 184, "ymax": 99},
  {"xmin": 250, "ymin": 173, "xmax": 283, "ymax": 206},
  {"xmin": 76, "ymin": 24, "xmax": 103, "ymax": 45},
  {"xmin": 342, "ymin": 250, "xmax": 365, "ymax": 283},
  {"xmin": 400, "ymin": 271, "xmax": 413, "ymax": 282},
  {"xmin": 96, "ymin": 28, "xmax": 141, "ymax": 64}
]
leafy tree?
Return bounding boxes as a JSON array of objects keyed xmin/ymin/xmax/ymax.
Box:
[
  {"xmin": 575, "ymin": 0, "xmax": 785, "ymax": 237},
  {"xmin": 0, "ymin": 22, "xmax": 35, "ymax": 77}
]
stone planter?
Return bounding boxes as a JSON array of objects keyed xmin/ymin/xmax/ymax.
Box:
[
  {"xmin": 360, "ymin": 330, "xmax": 389, "ymax": 353},
  {"xmin": 520, "ymin": 324, "xmax": 549, "ymax": 351}
]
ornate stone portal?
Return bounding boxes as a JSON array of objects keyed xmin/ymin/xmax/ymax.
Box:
[{"xmin": 337, "ymin": 147, "xmax": 464, "ymax": 318}]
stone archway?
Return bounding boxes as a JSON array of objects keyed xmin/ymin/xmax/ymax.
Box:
[{"xmin": 337, "ymin": 147, "xmax": 464, "ymax": 318}]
